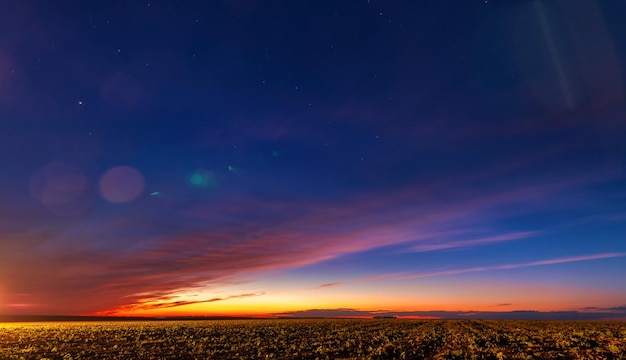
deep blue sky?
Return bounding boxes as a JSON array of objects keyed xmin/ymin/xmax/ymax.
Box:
[{"xmin": 1, "ymin": 0, "xmax": 625, "ymax": 319}]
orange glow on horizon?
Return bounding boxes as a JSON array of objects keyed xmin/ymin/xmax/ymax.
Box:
[
  {"xmin": 83, "ymin": 275, "xmax": 626, "ymax": 318},
  {"xmin": 92, "ymin": 299, "xmax": 603, "ymax": 318}
]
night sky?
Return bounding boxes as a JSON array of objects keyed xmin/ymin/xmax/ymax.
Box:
[{"xmin": 1, "ymin": 0, "xmax": 626, "ymax": 319}]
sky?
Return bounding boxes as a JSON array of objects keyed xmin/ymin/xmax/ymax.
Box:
[{"xmin": 1, "ymin": 0, "xmax": 625, "ymax": 320}]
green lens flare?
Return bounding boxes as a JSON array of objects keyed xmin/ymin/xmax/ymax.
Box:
[{"xmin": 188, "ymin": 170, "xmax": 216, "ymax": 188}]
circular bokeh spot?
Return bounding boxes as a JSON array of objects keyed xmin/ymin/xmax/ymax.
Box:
[
  {"xmin": 29, "ymin": 162, "xmax": 91, "ymax": 215},
  {"xmin": 99, "ymin": 166, "xmax": 145, "ymax": 203},
  {"xmin": 190, "ymin": 173, "xmax": 207, "ymax": 186},
  {"xmin": 188, "ymin": 170, "xmax": 216, "ymax": 188}
]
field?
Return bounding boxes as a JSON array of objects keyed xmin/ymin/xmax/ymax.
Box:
[{"xmin": 1, "ymin": 319, "xmax": 625, "ymax": 359}]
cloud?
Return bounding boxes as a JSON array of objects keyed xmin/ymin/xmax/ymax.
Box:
[
  {"xmin": 96, "ymin": 292, "xmax": 265, "ymax": 315},
  {"xmin": 0, "ymin": 176, "xmax": 613, "ymax": 315},
  {"xmin": 580, "ymin": 306, "xmax": 626, "ymax": 313},
  {"xmin": 395, "ymin": 252, "xmax": 626, "ymax": 279},
  {"xmin": 316, "ymin": 283, "xmax": 341, "ymax": 288},
  {"xmin": 409, "ymin": 231, "xmax": 539, "ymax": 252},
  {"xmin": 278, "ymin": 308, "xmax": 626, "ymax": 320},
  {"xmin": 0, "ymin": 148, "xmax": 621, "ymax": 315}
]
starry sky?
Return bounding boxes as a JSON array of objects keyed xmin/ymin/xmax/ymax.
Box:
[{"xmin": 1, "ymin": 0, "xmax": 626, "ymax": 319}]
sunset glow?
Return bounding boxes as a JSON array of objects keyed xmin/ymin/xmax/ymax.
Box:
[{"xmin": 1, "ymin": 0, "xmax": 625, "ymax": 321}]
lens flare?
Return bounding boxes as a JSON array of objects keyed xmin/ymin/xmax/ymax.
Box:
[
  {"xmin": 188, "ymin": 170, "xmax": 216, "ymax": 188},
  {"xmin": 99, "ymin": 166, "xmax": 145, "ymax": 203}
]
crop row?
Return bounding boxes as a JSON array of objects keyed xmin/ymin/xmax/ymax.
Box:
[{"xmin": 0, "ymin": 319, "xmax": 625, "ymax": 359}]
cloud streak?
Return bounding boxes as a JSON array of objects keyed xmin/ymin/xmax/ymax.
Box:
[
  {"xmin": 316, "ymin": 282, "xmax": 341, "ymax": 288},
  {"xmin": 409, "ymin": 231, "xmax": 540, "ymax": 252},
  {"xmin": 396, "ymin": 253, "xmax": 626, "ymax": 279},
  {"xmin": 96, "ymin": 292, "xmax": 265, "ymax": 315}
]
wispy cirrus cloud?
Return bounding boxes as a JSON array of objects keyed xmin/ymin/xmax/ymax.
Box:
[
  {"xmin": 395, "ymin": 253, "xmax": 626, "ymax": 280},
  {"xmin": 409, "ymin": 231, "xmax": 540, "ymax": 252}
]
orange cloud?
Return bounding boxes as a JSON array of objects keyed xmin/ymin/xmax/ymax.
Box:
[{"xmin": 96, "ymin": 292, "xmax": 265, "ymax": 316}]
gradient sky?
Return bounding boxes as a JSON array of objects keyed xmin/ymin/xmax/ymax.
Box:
[{"xmin": 1, "ymin": 0, "xmax": 626, "ymax": 319}]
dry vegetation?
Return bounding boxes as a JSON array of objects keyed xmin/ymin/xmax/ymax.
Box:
[{"xmin": 1, "ymin": 319, "xmax": 625, "ymax": 359}]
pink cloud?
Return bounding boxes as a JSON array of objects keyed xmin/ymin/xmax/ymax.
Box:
[{"xmin": 1, "ymin": 151, "xmax": 620, "ymax": 315}]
